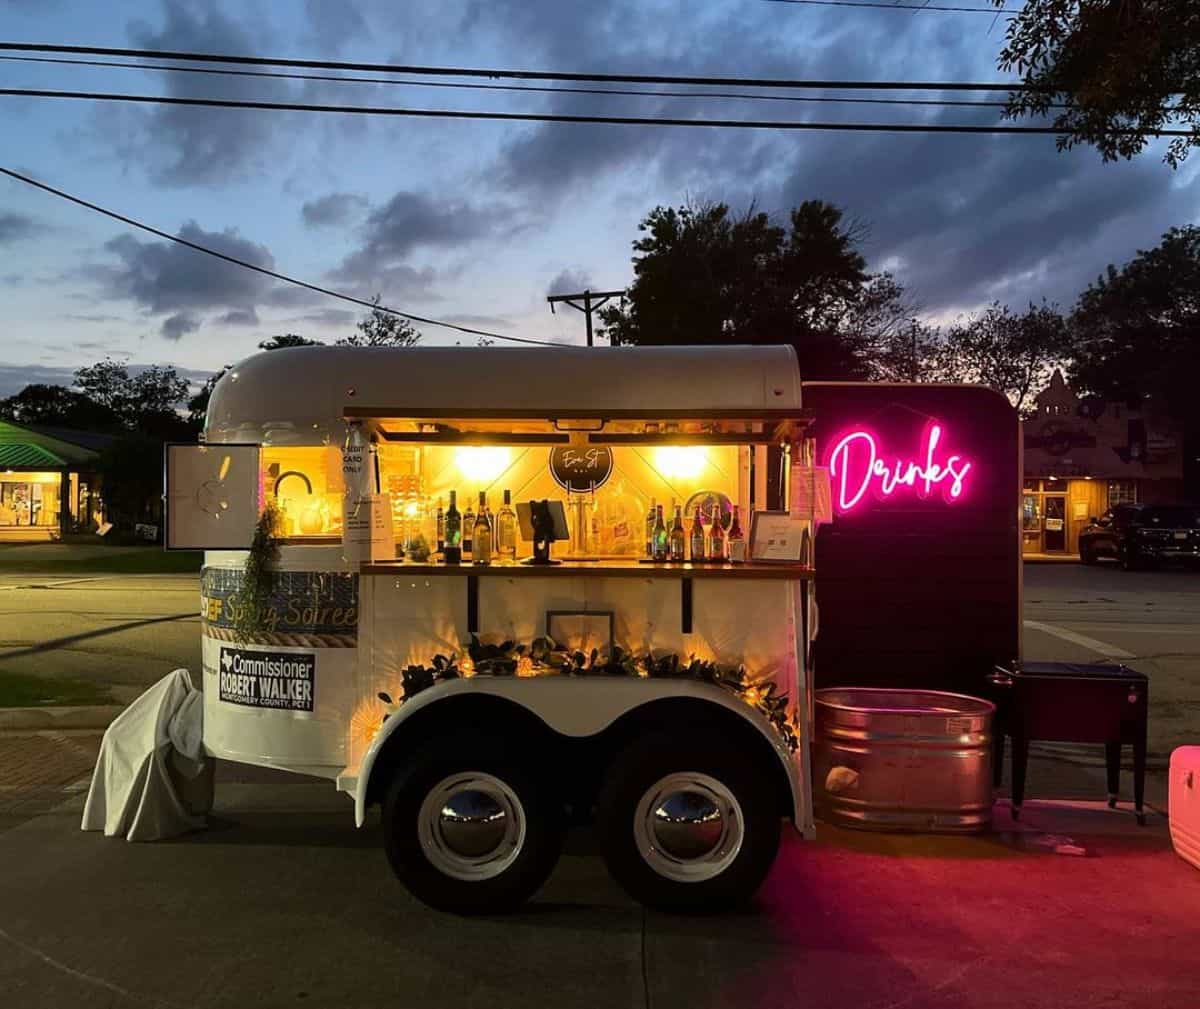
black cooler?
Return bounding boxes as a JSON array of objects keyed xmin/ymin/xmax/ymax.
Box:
[{"xmin": 987, "ymin": 661, "xmax": 1149, "ymax": 824}]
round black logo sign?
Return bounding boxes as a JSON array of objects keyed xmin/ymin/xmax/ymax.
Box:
[{"xmin": 549, "ymin": 446, "xmax": 613, "ymax": 493}]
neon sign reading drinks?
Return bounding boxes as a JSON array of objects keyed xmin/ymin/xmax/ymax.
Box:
[{"xmin": 827, "ymin": 423, "xmax": 972, "ymax": 512}]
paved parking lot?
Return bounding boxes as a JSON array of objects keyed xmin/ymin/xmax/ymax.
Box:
[
  {"xmin": 1, "ymin": 561, "xmax": 1198, "ymax": 1008},
  {"xmin": 1022, "ymin": 563, "xmax": 1200, "ymax": 756},
  {"xmin": 0, "ymin": 778, "xmax": 1194, "ymax": 1009},
  {"xmin": 0, "ymin": 573, "xmax": 200, "ymax": 695}
]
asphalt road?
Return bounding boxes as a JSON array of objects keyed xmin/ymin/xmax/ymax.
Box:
[
  {"xmin": 1, "ymin": 563, "xmax": 1198, "ymax": 1008},
  {"xmin": 1021, "ymin": 562, "xmax": 1200, "ymax": 756},
  {"xmin": 0, "ymin": 573, "xmax": 200, "ymax": 696},
  {"xmin": 0, "ymin": 780, "xmax": 1195, "ymax": 1009}
]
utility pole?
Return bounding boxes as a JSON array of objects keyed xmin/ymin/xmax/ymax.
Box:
[{"xmin": 547, "ymin": 288, "xmax": 624, "ymax": 347}]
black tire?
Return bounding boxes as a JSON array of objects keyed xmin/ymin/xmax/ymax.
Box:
[
  {"xmin": 382, "ymin": 735, "xmax": 563, "ymax": 914},
  {"xmin": 1080, "ymin": 543, "xmax": 1096, "ymax": 566},
  {"xmin": 596, "ymin": 735, "xmax": 781, "ymax": 913}
]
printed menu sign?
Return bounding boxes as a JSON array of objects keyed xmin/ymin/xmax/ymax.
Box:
[{"xmin": 219, "ymin": 646, "xmax": 315, "ymax": 711}]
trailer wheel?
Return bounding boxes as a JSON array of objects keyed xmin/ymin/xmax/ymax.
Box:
[
  {"xmin": 382, "ymin": 736, "xmax": 563, "ymax": 914},
  {"xmin": 596, "ymin": 735, "xmax": 780, "ymax": 912}
]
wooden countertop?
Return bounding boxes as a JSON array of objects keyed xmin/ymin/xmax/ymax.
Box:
[{"xmin": 360, "ymin": 558, "xmax": 814, "ymax": 580}]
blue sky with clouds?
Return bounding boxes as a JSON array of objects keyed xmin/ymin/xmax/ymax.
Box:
[{"xmin": 1, "ymin": 0, "xmax": 1196, "ymax": 396}]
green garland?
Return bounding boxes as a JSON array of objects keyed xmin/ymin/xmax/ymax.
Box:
[
  {"xmin": 234, "ymin": 501, "xmax": 281, "ymax": 643},
  {"xmin": 377, "ymin": 634, "xmax": 799, "ymax": 752}
]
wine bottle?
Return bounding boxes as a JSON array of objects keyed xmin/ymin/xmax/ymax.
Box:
[
  {"xmin": 690, "ymin": 506, "xmax": 706, "ymax": 563},
  {"xmin": 463, "ymin": 497, "xmax": 475, "ymax": 559},
  {"xmin": 669, "ymin": 504, "xmax": 686, "ymax": 562},
  {"xmin": 709, "ymin": 508, "xmax": 726, "ymax": 562},
  {"xmin": 645, "ymin": 497, "xmax": 657, "ymax": 558},
  {"xmin": 728, "ymin": 505, "xmax": 746, "ymax": 563},
  {"xmin": 443, "ymin": 490, "xmax": 462, "ymax": 564},
  {"xmin": 652, "ymin": 505, "xmax": 669, "ymax": 561},
  {"xmin": 474, "ymin": 491, "xmax": 493, "ymax": 564},
  {"xmin": 435, "ymin": 497, "xmax": 445, "ymax": 556},
  {"xmin": 496, "ymin": 489, "xmax": 517, "ymax": 561}
]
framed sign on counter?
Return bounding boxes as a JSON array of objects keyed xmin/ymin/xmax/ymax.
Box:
[{"xmin": 749, "ymin": 510, "xmax": 808, "ymax": 563}]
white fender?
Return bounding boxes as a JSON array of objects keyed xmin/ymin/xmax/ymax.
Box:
[{"xmin": 353, "ymin": 676, "xmax": 806, "ymax": 829}]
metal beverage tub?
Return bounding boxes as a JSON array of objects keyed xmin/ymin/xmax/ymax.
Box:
[{"xmin": 814, "ymin": 687, "xmax": 996, "ymax": 834}]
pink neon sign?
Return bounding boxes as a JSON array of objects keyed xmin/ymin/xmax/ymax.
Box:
[{"xmin": 827, "ymin": 422, "xmax": 973, "ymax": 512}]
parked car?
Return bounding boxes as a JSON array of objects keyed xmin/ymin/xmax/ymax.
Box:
[{"xmin": 1080, "ymin": 503, "xmax": 1200, "ymax": 569}]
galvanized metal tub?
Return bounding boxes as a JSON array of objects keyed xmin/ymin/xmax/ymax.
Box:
[{"xmin": 814, "ymin": 688, "xmax": 996, "ymax": 834}]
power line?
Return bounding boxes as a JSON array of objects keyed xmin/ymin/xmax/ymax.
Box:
[
  {"xmin": 0, "ymin": 53, "xmax": 1054, "ymax": 109},
  {"xmin": 0, "ymin": 165, "xmax": 560, "ymax": 348},
  {"xmin": 761, "ymin": 0, "xmax": 1015, "ymax": 12},
  {"xmin": 0, "ymin": 41, "xmax": 1044, "ymax": 92},
  {"xmin": 10, "ymin": 88, "xmax": 1180, "ymax": 135}
]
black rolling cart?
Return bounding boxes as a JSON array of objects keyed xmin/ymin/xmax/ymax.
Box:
[{"xmin": 987, "ymin": 662, "xmax": 1149, "ymax": 825}]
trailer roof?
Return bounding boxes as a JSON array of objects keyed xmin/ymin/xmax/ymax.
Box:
[{"xmin": 204, "ymin": 345, "xmax": 802, "ymax": 443}]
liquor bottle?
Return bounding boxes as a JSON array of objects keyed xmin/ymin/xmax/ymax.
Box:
[
  {"xmin": 463, "ymin": 496, "xmax": 475, "ymax": 559},
  {"xmin": 690, "ymin": 506, "xmax": 706, "ymax": 563},
  {"xmin": 645, "ymin": 497, "xmax": 657, "ymax": 557},
  {"xmin": 669, "ymin": 504, "xmax": 686, "ymax": 562},
  {"xmin": 435, "ymin": 497, "xmax": 445, "ymax": 556},
  {"xmin": 443, "ymin": 490, "xmax": 462, "ymax": 564},
  {"xmin": 728, "ymin": 506, "xmax": 746, "ymax": 563},
  {"xmin": 652, "ymin": 505, "xmax": 669, "ymax": 561},
  {"xmin": 496, "ymin": 489, "xmax": 517, "ymax": 561},
  {"xmin": 474, "ymin": 491, "xmax": 493, "ymax": 565},
  {"xmin": 709, "ymin": 508, "xmax": 726, "ymax": 562}
]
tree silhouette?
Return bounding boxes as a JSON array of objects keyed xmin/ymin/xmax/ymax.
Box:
[{"xmin": 337, "ymin": 295, "xmax": 420, "ymax": 347}]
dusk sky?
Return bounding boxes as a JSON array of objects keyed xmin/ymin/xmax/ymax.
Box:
[{"xmin": 2, "ymin": 0, "xmax": 1197, "ymax": 398}]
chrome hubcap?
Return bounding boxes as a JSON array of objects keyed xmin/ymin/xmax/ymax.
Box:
[
  {"xmin": 418, "ymin": 773, "xmax": 525, "ymax": 881},
  {"xmin": 633, "ymin": 773, "xmax": 743, "ymax": 882}
]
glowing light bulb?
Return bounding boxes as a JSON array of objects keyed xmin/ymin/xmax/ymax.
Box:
[
  {"xmin": 516, "ymin": 655, "xmax": 535, "ymax": 678},
  {"xmin": 455, "ymin": 446, "xmax": 512, "ymax": 483}
]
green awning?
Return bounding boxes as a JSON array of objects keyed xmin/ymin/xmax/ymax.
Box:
[{"xmin": 0, "ymin": 443, "xmax": 67, "ymax": 469}]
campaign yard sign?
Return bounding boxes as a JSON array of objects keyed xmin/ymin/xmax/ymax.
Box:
[{"xmin": 219, "ymin": 647, "xmax": 315, "ymax": 712}]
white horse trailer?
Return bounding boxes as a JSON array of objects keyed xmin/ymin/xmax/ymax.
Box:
[{"xmin": 166, "ymin": 345, "xmax": 816, "ymax": 913}]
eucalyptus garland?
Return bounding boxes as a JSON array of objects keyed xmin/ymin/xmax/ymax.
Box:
[
  {"xmin": 234, "ymin": 502, "xmax": 281, "ymax": 643},
  {"xmin": 376, "ymin": 634, "xmax": 799, "ymax": 752}
]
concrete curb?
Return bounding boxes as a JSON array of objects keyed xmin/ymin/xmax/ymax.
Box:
[{"xmin": 0, "ymin": 704, "xmax": 124, "ymax": 732}]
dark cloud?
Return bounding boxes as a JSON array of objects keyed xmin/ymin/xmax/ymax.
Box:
[
  {"xmin": 0, "ymin": 364, "xmax": 77, "ymax": 399},
  {"xmin": 216, "ymin": 308, "xmax": 260, "ymax": 326},
  {"xmin": 0, "ymin": 211, "xmax": 36, "ymax": 244},
  {"xmin": 776, "ymin": 121, "xmax": 1184, "ymax": 314},
  {"xmin": 305, "ymin": 0, "xmax": 368, "ymax": 52},
  {"xmin": 288, "ymin": 307, "xmax": 356, "ymax": 328},
  {"xmin": 61, "ymin": 313, "xmax": 123, "ymax": 323},
  {"xmin": 95, "ymin": 221, "xmax": 275, "ymax": 332},
  {"xmin": 262, "ymin": 285, "xmax": 326, "ymax": 309},
  {"xmin": 301, "ymin": 192, "xmax": 369, "ymax": 228},
  {"xmin": 125, "ymin": 2, "xmax": 290, "ymax": 185},
  {"xmin": 331, "ymin": 190, "xmax": 513, "ymax": 295},
  {"xmin": 442, "ymin": 312, "xmax": 515, "ymax": 330},
  {"xmin": 546, "ymin": 268, "xmax": 592, "ymax": 294},
  {"xmin": 470, "ymin": 0, "xmax": 1196, "ymax": 316},
  {"xmin": 161, "ymin": 312, "xmax": 200, "ymax": 340}
]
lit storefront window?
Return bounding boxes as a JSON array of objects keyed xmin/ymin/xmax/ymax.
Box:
[
  {"xmin": 1107, "ymin": 480, "xmax": 1138, "ymax": 509},
  {"xmin": 0, "ymin": 471, "xmax": 61, "ymax": 528}
]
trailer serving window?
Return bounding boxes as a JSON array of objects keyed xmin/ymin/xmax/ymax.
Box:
[{"xmin": 347, "ymin": 408, "xmax": 806, "ymax": 560}]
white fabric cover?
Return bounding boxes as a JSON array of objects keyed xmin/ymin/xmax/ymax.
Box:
[{"xmin": 82, "ymin": 668, "xmax": 214, "ymax": 842}]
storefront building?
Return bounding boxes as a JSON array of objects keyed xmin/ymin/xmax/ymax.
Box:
[
  {"xmin": 1022, "ymin": 371, "xmax": 1184, "ymax": 556},
  {"xmin": 0, "ymin": 420, "xmax": 108, "ymax": 541}
]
